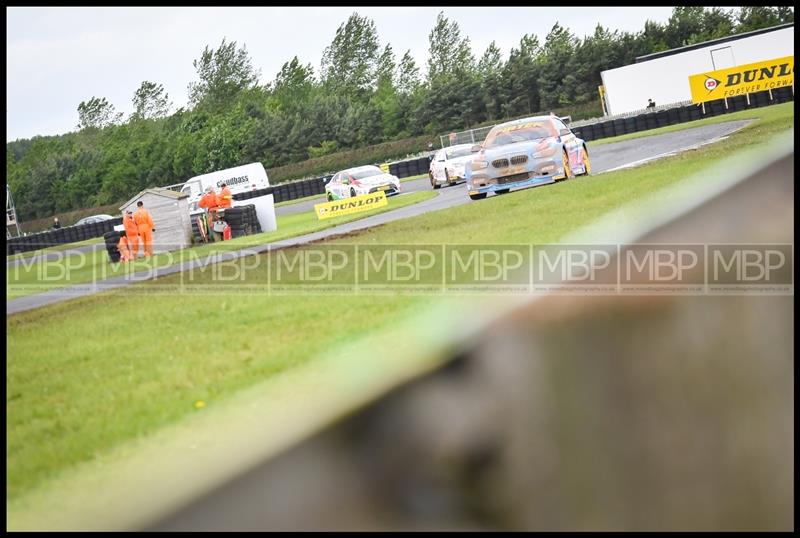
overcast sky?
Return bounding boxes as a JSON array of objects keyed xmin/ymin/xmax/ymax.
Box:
[{"xmin": 7, "ymin": 6, "xmax": 679, "ymax": 142}]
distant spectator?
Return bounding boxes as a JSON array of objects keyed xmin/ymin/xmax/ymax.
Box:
[
  {"xmin": 427, "ymin": 141, "xmax": 434, "ymax": 151},
  {"xmin": 52, "ymin": 217, "xmax": 61, "ymax": 229},
  {"xmin": 647, "ymin": 98, "xmax": 656, "ymax": 109}
]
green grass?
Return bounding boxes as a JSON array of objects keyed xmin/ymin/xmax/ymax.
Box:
[
  {"xmin": 401, "ymin": 172, "xmax": 429, "ymax": 183},
  {"xmin": 6, "ymin": 103, "xmax": 793, "ymax": 513},
  {"xmin": 6, "ymin": 191, "xmax": 436, "ymax": 299}
]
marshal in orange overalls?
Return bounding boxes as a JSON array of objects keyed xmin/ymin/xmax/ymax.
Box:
[
  {"xmin": 134, "ymin": 205, "xmax": 155, "ymax": 258},
  {"xmin": 123, "ymin": 212, "xmax": 139, "ymax": 258},
  {"xmin": 117, "ymin": 234, "xmax": 132, "ymax": 262},
  {"xmin": 216, "ymin": 186, "xmax": 233, "ymax": 209}
]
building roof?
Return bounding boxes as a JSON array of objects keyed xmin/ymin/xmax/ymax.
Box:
[
  {"xmin": 635, "ymin": 23, "xmax": 794, "ymax": 64},
  {"xmin": 119, "ymin": 188, "xmax": 188, "ymax": 211}
]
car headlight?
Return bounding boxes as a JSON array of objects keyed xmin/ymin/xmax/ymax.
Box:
[{"xmin": 471, "ymin": 160, "xmax": 489, "ymax": 171}]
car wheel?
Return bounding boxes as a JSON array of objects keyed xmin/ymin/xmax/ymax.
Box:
[
  {"xmin": 495, "ymin": 189, "xmax": 510, "ymax": 195},
  {"xmin": 469, "ymin": 193, "xmax": 487, "ymax": 200},
  {"xmin": 561, "ymin": 150, "xmax": 574, "ymax": 180},
  {"xmin": 578, "ymin": 146, "xmax": 591, "ymax": 176},
  {"xmin": 432, "ymin": 177, "xmax": 441, "ymax": 190},
  {"xmin": 327, "ymin": 192, "xmax": 334, "ymax": 202},
  {"xmin": 350, "ymin": 188, "xmax": 357, "ymax": 198}
]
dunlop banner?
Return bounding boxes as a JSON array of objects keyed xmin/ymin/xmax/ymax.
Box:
[
  {"xmin": 314, "ymin": 191, "xmax": 388, "ymax": 220},
  {"xmin": 379, "ymin": 163, "xmax": 390, "ymax": 173},
  {"xmin": 689, "ymin": 56, "xmax": 794, "ymax": 104}
]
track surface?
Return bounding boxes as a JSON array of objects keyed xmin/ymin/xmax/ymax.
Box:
[{"xmin": 7, "ymin": 120, "xmax": 750, "ymax": 315}]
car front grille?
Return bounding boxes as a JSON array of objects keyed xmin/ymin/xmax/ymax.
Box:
[
  {"xmin": 497, "ymin": 172, "xmax": 530, "ymax": 184},
  {"xmin": 510, "ymin": 155, "xmax": 528, "ymax": 165},
  {"xmin": 370, "ymin": 185, "xmax": 397, "ymax": 194},
  {"xmin": 492, "ymin": 158, "xmax": 509, "ymax": 168}
]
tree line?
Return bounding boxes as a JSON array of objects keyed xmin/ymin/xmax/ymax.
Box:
[{"xmin": 6, "ymin": 6, "xmax": 793, "ymax": 220}]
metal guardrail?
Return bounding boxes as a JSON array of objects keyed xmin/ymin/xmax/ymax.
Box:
[{"xmin": 161, "ymin": 182, "xmax": 185, "ymax": 193}]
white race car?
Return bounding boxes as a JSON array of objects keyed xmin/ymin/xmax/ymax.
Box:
[
  {"xmin": 428, "ymin": 143, "xmax": 476, "ymax": 189},
  {"xmin": 325, "ymin": 165, "xmax": 401, "ymax": 201}
]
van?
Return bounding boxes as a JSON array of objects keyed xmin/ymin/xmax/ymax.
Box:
[{"xmin": 180, "ymin": 162, "xmax": 270, "ymax": 209}]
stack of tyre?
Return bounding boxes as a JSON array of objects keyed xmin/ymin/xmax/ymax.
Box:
[
  {"xmin": 223, "ymin": 205, "xmax": 261, "ymax": 239},
  {"xmin": 243, "ymin": 205, "xmax": 262, "ymax": 235},
  {"xmin": 103, "ymin": 230, "xmax": 123, "ymax": 263}
]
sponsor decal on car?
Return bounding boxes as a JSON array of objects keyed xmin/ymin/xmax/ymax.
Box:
[
  {"xmin": 314, "ymin": 191, "xmax": 388, "ymax": 220},
  {"xmin": 495, "ymin": 121, "xmax": 545, "ymax": 133}
]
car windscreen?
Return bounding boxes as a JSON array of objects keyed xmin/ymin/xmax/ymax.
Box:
[
  {"xmin": 446, "ymin": 147, "xmax": 474, "ymax": 159},
  {"xmin": 483, "ymin": 122, "xmax": 553, "ymax": 148},
  {"xmin": 350, "ymin": 168, "xmax": 383, "ymax": 180}
]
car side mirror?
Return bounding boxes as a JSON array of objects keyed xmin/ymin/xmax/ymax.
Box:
[{"xmin": 471, "ymin": 144, "xmax": 481, "ymax": 153}]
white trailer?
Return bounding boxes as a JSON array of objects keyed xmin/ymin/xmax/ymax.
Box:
[
  {"xmin": 180, "ymin": 162, "xmax": 271, "ymax": 205},
  {"xmin": 601, "ymin": 24, "xmax": 794, "ymax": 116},
  {"xmin": 182, "ymin": 162, "xmax": 277, "ymax": 234}
]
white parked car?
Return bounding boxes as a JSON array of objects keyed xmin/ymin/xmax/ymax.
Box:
[
  {"xmin": 428, "ymin": 143, "xmax": 476, "ymax": 189},
  {"xmin": 325, "ymin": 165, "xmax": 401, "ymax": 201}
]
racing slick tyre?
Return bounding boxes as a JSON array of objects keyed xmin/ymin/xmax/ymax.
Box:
[
  {"xmin": 495, "ymin": 189, "xmax": 510, "ymax": 195},
  {"xmin": 578, "ymin": 146, "xmax": 591, "ymax": 176},
  {"xmin": 432, "ymin": 180, "xmax": 441, "ymax": 190},
  {"xmin": 350, "ymin": 188, "xmax": 357, "ymax": 198},
  {"xmin": 469, "ymin": 193, "xmax": 487, "ymax": 200},
  {"xmin": 561, "ymin": 150, "xmax": 574, "ymax": 181},
  {"xmin": 327, "ymin": 192, "xmax": 334, "ymax": 202}
]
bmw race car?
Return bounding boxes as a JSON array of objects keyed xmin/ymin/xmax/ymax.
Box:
[
  {"xmin": 428, "ymin": 143, "xmax": 475, "ymax": 189},
  {"xmin": 325, "ymin": 165, "xmax": 401, "ymax": 201},
  {"xmin": 465, "ymin": 115, "xmax": 591, "ymax": 200}
]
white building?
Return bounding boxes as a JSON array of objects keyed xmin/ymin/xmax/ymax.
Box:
[
  {"xmin": 601, "ymin": 23, "xmax": 794, "ymax": 116},
  {"xmin": 120, "ymin": 188, "xmax": 192, "ymax": 253}
]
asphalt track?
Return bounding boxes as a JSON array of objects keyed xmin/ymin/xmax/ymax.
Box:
[{"xmin": 6, "ymin": 120, "xmax": 751, "ymax": 315}]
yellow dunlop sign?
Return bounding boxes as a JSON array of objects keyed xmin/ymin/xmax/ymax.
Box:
[
  {"xmin": 314, "ymin": 191, "xmax": 388, "ymax": 220},
  {"xmin": 689, "ymin": 56, "xmax": 794, "ymax": 104},
  {"xmin": 379, "ymin": 162, "xmax": 389, "ymax": 173}
]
